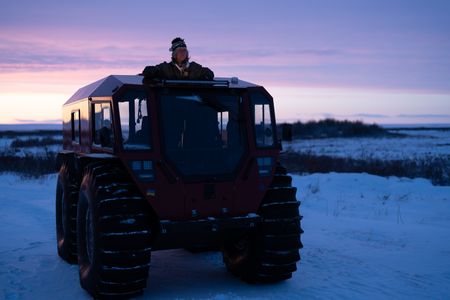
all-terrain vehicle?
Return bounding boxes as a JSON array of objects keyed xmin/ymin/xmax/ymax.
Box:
[{"xmin": 56, "ymin": 75, "xmax": 303, "ymax": 298}]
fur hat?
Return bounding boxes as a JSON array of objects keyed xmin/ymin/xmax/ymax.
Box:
[{"xmin": 169, "ymin": 37, "xmax": 187, "ymax": 52}]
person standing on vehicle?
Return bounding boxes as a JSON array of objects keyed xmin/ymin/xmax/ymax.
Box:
[{"xmin": 142, "ymin": 37, "xmax": 214, "ymax": 82}]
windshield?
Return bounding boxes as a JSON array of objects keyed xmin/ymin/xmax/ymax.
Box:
[{"xmin": 159, "ymin": 89, "xmax": 246, "ymax": 178}]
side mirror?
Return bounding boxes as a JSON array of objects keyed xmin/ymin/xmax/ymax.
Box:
[{"xmin": 277, "ymin": 139, "xmax": 283, "ymax": 151}]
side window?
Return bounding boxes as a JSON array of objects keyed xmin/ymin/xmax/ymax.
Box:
[
  {"xmin": 251, "ymin": 92, "xmax": 275, "ymax": 147},
  {"xmin": 92, "ymin": 102, "xmax": 114, "ymax": 148},
  {"xmin": 71, "ymin": 110, "xmax": 80, "ymax": 144},
  {"xmin": 118, "ymin": 90, "xmax": 151, "ymax": 150},
  {"xmin": 217, "ymin": 111, "xmax": 229, "ymax": 146}
]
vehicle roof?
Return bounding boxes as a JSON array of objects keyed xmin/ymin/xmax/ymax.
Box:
[{"xmin": 64, "ymin": 75, "xmax": 260, "ymax": 105}]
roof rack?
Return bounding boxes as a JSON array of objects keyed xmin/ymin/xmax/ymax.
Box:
[{"xmin": 161, "ymin": 79, "xmax": 231, "ymax": 87}]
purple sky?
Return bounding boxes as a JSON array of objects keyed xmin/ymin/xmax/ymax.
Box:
[{"xmin": 1, "ymin": 0, "xmax": 449, "ymax": 124}]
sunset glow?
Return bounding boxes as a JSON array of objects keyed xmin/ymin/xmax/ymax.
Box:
[{"xmin": 1, "ymin": 0, "xmax": 449, "ymax": 125}]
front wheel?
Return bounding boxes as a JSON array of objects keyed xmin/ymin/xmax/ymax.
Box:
[
  {"xmin": 56, "ymin": 163, "xmax": 79, "ymax": 264},
  {"xmin": 222, "ymin": 168, "xmax": 303, "ymax": 283},
  {"xmin": 77, "ymin": 162, "xmax": 154, "ymax": 299}
]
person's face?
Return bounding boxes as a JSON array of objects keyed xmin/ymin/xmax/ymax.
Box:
[{"xmin": 175, "ymin": 48, "xmax": 188, "ymax": 64}]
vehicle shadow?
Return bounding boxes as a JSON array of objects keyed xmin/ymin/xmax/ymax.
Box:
[{"xmin": 140, "ymin": 249, "xmax": 291, "ymax": 299}]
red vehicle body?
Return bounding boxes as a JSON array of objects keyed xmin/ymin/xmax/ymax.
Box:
[{"xmin": 56, "ymin": 75, "xmax": 303, "ymax": 298}]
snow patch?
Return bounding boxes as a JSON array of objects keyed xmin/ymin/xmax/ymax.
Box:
[{"xmin": 0, "ymin": 173, "xmax": 449, "ymax": 299}]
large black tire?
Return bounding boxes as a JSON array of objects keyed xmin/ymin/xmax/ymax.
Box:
[
  {"xmin": 56, "ymin": 162, "xmax": 79, "ymax": 264},
  {"xmin": 77, "ymin": 162, "xmax": 154, "ymax": 299},
  {"xmin": 222, "ymin": 164, "xmax": 303, "ymax": 283}
]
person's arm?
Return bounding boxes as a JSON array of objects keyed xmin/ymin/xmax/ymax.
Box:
[
  {"xmin": 200, "ymin": 66, "xmax": 214, "ymax": 80},
  {"xmin": 142, "ymin": 65, "xmax": 158, "ymax": 77},
  {"xmin": 188, "ymin": 62, "xmax": 214, "ymax": 80},
  {"xmin": 142, "ymin": 62, "xmax": 169, "ymax": 83}
]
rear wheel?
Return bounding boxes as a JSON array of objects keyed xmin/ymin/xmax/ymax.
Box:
[
  {"xmin": 77, "ymin": 162, "xmax": 154, "ymax": 299},
  {"xmin": 56, "ymin": 163, "xmax": 79, "ymax": 264},
  {"xmin": 222, "ymin": 164, "xmax": 303, "ymax": 282}
]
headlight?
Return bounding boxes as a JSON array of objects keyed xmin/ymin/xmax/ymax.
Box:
[
  {"xmin": 129, "ymin": 160, "xmax": 155, "ymax": 182},
  {"xmin": 256, "ymin": 157, "xmax": 273, "ymax": 177}
]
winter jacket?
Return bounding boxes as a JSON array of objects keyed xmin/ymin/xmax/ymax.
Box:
[{"xmin": 142, "ymin": 61, "xmax": 214, "ymax": 83}]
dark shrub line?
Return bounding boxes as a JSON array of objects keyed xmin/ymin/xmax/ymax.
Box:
[
  {"xmin": 0, "ymin": 152, "xmax": 57, "ymax": 178},
  {"xmin": 387, "ymin": 127, "xmax": 450, "ymax": 132},
  {"xmin": 10, "ymin": 137, "xmax": 62, "ymax": 148},
  {"xmin": 278, "ymin": 119, "xmax": 398, "ymax": 140},
  {"xmin": 1, "ymin": 150, "xmax": 449, "ymax": 185},
  {"xmin": 280, "ymin": 151, "xmax": 450, "ymax": 186},
  {"xmin": 0, "ymin": 130, "xmax": 61, "ymax": 138}
]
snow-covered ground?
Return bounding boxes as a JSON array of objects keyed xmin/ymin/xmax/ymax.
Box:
[
  {"xmin": 2, "ymin": 129, "xmax": 449, "ymax": 161},
  {"xmin": 284, "ymin": 129, "xmax": 450, "ymax": 161},
  {"xmin": 1, "ymin": 173, "xmax": 449, "ymax": 299}
]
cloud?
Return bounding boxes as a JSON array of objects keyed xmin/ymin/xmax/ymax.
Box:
[
  {"xmin": 314, "ymin": 113, "xmax": 392, "ymax": 120},
  {"xmin": 14, "ymin": 118, "xmax": 62, "ymax": 124},
  {"xmin": 318, "ymin": 113, "xmax": 337, "ymax": 119},
  {"xmin": 0, "ymin": 37, "xmax": 154, "ymax": 73},
  {"xmin": 396, "ymin": 114, "xmax": 450, "ymax": 119},
  {"xmin": 0, "ymin": 34, "xmax": 356, "ymax": 74},
  {"xmin": 352, "ymin": 113, "xmax": 389, "ymax": 118},
  {"xmin": 1, "ymin": 32, "xmax": 450, "ymax": 93},
  {"xmin": 317, "ymin": 113, "xmax": 450, "ymax": 120},
  {"xmin": 285, "ymin": 49, "xmax": 345, "ymax": 56}
]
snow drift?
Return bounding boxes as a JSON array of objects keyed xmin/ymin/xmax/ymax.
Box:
[{"xmin": 1, "ymin": 173, "xmax": 449, "ymax": 299}]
